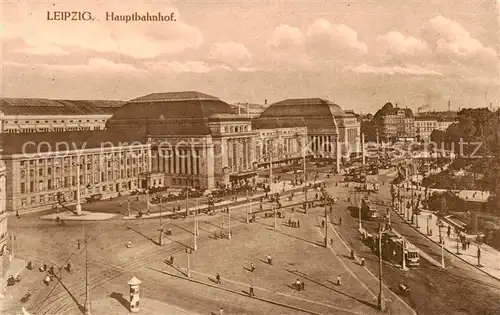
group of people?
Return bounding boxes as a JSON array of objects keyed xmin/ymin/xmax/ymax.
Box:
[{"xmin": 288, "ymin": 218, "xmax": 301, "ymax": 228}]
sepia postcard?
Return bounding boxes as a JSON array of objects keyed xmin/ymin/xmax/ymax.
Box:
[{"xmin": 0, "ymin": 0, "xmax": 499, "ymax": 314}]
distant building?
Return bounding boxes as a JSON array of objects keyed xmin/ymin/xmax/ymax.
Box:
[
  {"xmin": 436, "ymin": 118, "xmax": 456, "ymax": 131},
  {"xmin": 231, "ymin": 103, "xmax": 265, "ymax": 118},
  {"xmin": 380, "ymin": 107, "xmax": 415, "ymax": 140},
  {"xmin": 0, "ymin": 98, "xmax": 122, "ymax": 133},
  {"xmin": 414, "ymin": 116, "xmax": 438, "ymax": 141}
]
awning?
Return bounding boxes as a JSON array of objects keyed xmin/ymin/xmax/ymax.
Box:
[{"xmin": 229, "ymin": 172, "xmax": 257, "ymax": 181}]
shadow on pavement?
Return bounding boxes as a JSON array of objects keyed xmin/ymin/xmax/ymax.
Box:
[
  {"xmin": 109, "ymin": 292, "xmax": 129, "ymax": 311},
  {"xmin": 126, "ymin": 226, "xmax": 159, "ymax": 245},
  {"xmin": 266, "ymin": 228, "xmax": 323, "ymax": 248},
  {"xmin": 169, "ymin": 222, "xmax": 194, "ymax": 235},
  {"xmin": 285, "ymin": 269, "xmax": 377, "ymax": 310}
]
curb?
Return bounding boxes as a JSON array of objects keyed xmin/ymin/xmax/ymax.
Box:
[{"xmin": 390, "ymin": 206, "xmax": 500, "ymax": 283}]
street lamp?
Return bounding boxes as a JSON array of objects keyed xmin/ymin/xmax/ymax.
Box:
[
  {"xmin": 228, "ymin": 202, "xmax": 232, "ymax": 239},
  {"xmin": 456, "ymin": 229, "xmax": 461, "ymax": 255},
  {"xmin": 76, "ymin": 160, "xmax": 82, "ymax": 216},
  {"xmin": 441, "ymin": 240, "xmax": 445, "ymax": 269},
  {"xmin": 377, "ymin": 221, "xmax": 386, "ymax": 311},
  {"xmin": 158, "ymin": 203, "xmax": 164, "ymax": 246},
  {"xmin": 273, "ymin": 206, "xmax": 277, "ymax": 229},
  {"xmin": 358, "ymin": 193, "xmax": 362, "ymax": 230},
  {"xmin": 324, "ymin": 197, "xmax": 329, "ymax": 248}
]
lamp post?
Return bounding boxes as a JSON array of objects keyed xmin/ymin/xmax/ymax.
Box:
[
  {"xmin": 402, "ymin": 239, "xmax": 408, "ymax": 271},
  {"xmin": 127, "ymin": 199, "xmax": 131, "ymax": 217},
  {"xmin": 84, "ymin": 233, "xmax": 91, "ymax": 315},
  {"xmin": 185, "ymin": 185, "xmax": 190, "ymax": 217},
  {"xmin": 146, "ymin": 188, "xmax": 150, "ymax": 214},
  {"xmin": 269, "ymin": 145, "xmax": 274, "ymax": 195},
  {"xmin": 228, "ymin": 203, "xmax": 232, "ymax": 239},
  {"xmin": 358, "ymin": 193, "xmax": 362, "ymax": 230},
  {"xmin": 246, "ymin": 188, "xmax": 250, "ymax": 223},
  {"xmin": 158, "ymin": 204, "xmax": 164, "ymax": 246},
  {"xmin": 441, "ymin": 241, "xmax": 445, "ymax": 268},
  {"xmin": 477, "ymin": 244, "xmax": 481, "ymax": 267},
  {"xmin": 273, "ymin": 206, "xmax": 277, "ymax": 228},
  {"xmin": 427, "ymin": 215, "xmax": 431, "ymax": 235},
  {"xmin": 76, "ymin": 161, "xmax": 82, "ymax": 216},
  {"xmin": 324, "ymin": 200, "xmax": 329, "ymax": 248},
  {"xmin": 456, "ymin": 229, "xmax": 461, "ymax": 255},
  {"xmin": 302, "ymin": 137, "xmax": 308, "ymax": 208},
  {"xmin": 186, "ymin": 248, "xmax": 192, "ymax": 278},
  {"xmin": 195, "ymin": 198, "xmax": 199, "ymax": 236},
  {"xmin": 193, "ymin": 203, "xmax": 198, "ymax": 250},
  {"xmin": 377, "ymin": 221, "xmax": 386, "ymax": 311}
]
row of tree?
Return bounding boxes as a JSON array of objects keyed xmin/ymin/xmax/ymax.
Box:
[{"xmin": 429, "ymin": 108, "xmax": 500, "ymax": 213}]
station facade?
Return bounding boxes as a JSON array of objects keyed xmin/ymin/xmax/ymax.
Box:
[{"xmin": 0, "ymin": 91, "xmax": 361, "ymax": 213}]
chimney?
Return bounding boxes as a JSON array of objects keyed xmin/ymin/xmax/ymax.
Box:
[
  {"xmin": 246, "ymin": 102, "xmax": 250, "ymax": 118},
  {"xmin": 264, "ymin": 99, "xmax": 267, "ymax": 105},
  {"xmin": 238, "ymin": 103, "xmax": 241, "ymax": 115},
  {"xmin": 448, "ymin": 100, "xmax": 451, "ymax": 111}
]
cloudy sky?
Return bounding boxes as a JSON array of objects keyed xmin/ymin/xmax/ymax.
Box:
[{"xmin": 1, "ymin": 0, "xmax": 499, "ymax": 113}]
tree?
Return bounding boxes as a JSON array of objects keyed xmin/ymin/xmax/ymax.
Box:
[{"xmin": 430, "ymin": 129, "xmax": 445, "ymax": 144}]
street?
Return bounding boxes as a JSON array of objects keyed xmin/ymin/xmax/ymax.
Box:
[{"xmin": 3, "ymin": 169, "xmax": 500, "ymax": 315}]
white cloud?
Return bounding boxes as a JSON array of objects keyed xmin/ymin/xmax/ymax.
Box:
[
  {"xmin": 1, "ymin": 3, "xmax": 203, "ymax": 59},
  {"xmin": 376, "ymin": 31, "xmax": 429, "ymax": 56},
  {"xmin": 5, "ymin": 58, "xmax": 143, "ymax": 73},
  {"xmin": 306, "ymin": 19, "xmax": 367, "ymax": 54},
  {"xmin": 237, "ymin": 67, "xmax": 260, "ymax": 72},
  {"xmin": 268, "ymin": 24, "xmax": 304, "ymax": 48},
  {"xmin": 209, "ymin": 41, "xmax": 252, "ymax": 68},
  {"xmin": 423, "ymin": 15, "xmax": 498, "ymax": 62},
  {"xmin": 14, "ymin": 45, "xmax": 70, "ymax": 56},
  {"xmin": 148, "ymin": 61, "xmax": 232, "ymax": 74},
  {"xmin": 348, "ymin": 64, "xmax": 443, "ymax": 76}
]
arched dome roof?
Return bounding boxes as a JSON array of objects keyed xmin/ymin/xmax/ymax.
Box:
[
  {"xmin": 259, "ymin": 98, "xmax": 345, "ymax": 118},
  {"xmin": 106, "ymin": 91, "xmax": 239, "ymax": 135}
]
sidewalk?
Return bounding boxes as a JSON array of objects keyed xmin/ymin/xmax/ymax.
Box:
[
  {"xmin": 391, "ymin": 202, "xmax": 500, "ymax": 281},
  {"xmin": 39, "ymin": 210, "xmax": 116, "ymax": 221},
  {"xmin": 399, "ymin": 182, "xmax": 490, "ymax": 202}
]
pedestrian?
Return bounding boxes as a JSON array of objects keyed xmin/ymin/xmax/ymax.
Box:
[
  {"xmin": 77, "ymin": 240, "xmax": 81, "ymax": 250},
  {"xmin": 321, "ymin": 220, "xmax": 325, "ymax": 228},
  {"xmin": 249, "ymin": 285, "xmax": 255, "ymax": 297},
  {"xmin": 66, "ymin": 263, "xmax": 71, "ymax": 273},
  {"xmin": 301, "ymin": 280, "xmax": 305, "ymax": 291},
  {"xmin": 216, "ymin": 273, "xmax": 221, "ymax": 284},
  {"xmin": 250, "ymin": 262, "xmax": 255, "ymax": 272},
  {"xmin": 267, "ymin": 254, "xmax": 272, "ymax": 265},
  {"xmin": 219, "ymin": 307, "xmax": 224, "ymax": 315},
  {"xmin": 295, "ymin": 278, "xmax": 301, "ymax": 290},
  {"xmin": 337, "ymin": 275, "xmax": 341, "ymax": 286},
  {"xmin": 339, "ymin": 218, "xmax": 342, "ymax": 226},
  {"xmin": 297, "ymin": 220, "xmax": 300, "ymax": 228},
  {"xmin": 447, "ymin": 227, "xmax": 451, "ymax": 238},
  {"xmin": 288, "ymin": 218, "xmax": 292, "ymax": 226}
]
